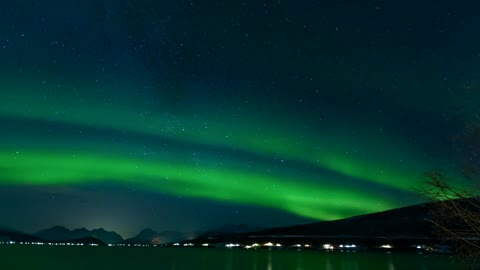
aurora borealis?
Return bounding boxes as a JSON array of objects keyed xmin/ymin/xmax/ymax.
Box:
[{"xmin": 1, "ymin": 1, "xmax": 479, "ymax": 237}]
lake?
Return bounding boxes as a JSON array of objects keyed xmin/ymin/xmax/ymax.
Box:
[{"xmin": 0, "ymin": 246, "xmax": 468, "ymax": 270}]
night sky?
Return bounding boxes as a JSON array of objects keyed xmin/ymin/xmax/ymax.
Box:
[{"xmin": 0, "ymin": 0, "xmax": 479, "ymax": 238}]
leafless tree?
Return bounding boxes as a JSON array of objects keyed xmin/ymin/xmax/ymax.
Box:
[{"xmin": 422, "ymin": 117, "xmax": 480, "ymax": 259}]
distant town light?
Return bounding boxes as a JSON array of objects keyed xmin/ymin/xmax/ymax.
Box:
[
  {"xmin": 264, "ymin": 242, "xmax": 274, "ymax": 247},
  {"xmin": 275, "ymin": 243, "xmax": 282, "ymax": 247},
  {"xmin": 323, "ymin": 244, "xmax": 334, "ymax": 250},
  {"xmin": 381, "ymin": 244, "xmax": 392, "ymax": 249},
  {"xmin": 202, "ymin": 243, "xmax": 209, "ymax": 247}
]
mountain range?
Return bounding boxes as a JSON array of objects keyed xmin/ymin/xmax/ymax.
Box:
[
  {"xmin": 0, "ymin": 200, "xmax": 454, "ymax": 246},
  {"xmin": 34, "ymin": 226, "xmax": 123, "ymax": 244},
  {"xmin": 0, "ymin": 226, "xmax": 191, "ymax": 245}
]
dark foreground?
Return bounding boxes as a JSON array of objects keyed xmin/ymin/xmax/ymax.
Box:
[{"xmin": 0, "ymin": 246, "xmax": 468, "ymax": 270}]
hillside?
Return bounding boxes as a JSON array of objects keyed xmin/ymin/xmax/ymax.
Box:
[
  {"xmin": 191, "ymin": 202, "xmax": 441, "ymax": 247},
  {"xmin": 35, "ymin": 226, "xmax": 123, "ymax": 244}
]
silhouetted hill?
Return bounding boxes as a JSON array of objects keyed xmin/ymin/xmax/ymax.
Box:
[
  {"xmin": 0, "ymin": 228, "xmax": 43, "ymax": 242},
  {"xmin": 35, "ymin": 226, "xmax": 123, "ymax": 244},
  {"xmin": 35, "ymin": 226, "xmax": 71, "ymax": 241},
  {"xmin": 191, "ymin": 202, "xmax": 441, "ymax": 246},
  {"xmin": 124, "ymin": 229, "xmax": 188, "ymax": 245},
  {"xmin": 253, "ymin": 203, "xmax": 433, "ymax": 239},
  {"xmin": 0, "ymin": 226, "xmax": 16, "ymax": 232}
]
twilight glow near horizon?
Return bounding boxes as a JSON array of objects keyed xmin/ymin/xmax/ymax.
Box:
[{"xmin": 0, "ymin": 1, "xmax": 479, "ymax": 237}]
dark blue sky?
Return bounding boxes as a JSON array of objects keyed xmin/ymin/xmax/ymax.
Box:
[{"xmin": 0, "ymin": 0, "xmax": 479, "ymax": 237}]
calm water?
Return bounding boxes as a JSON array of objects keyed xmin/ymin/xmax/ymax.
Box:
[{"xmin": 0, "ymin": 246, "xmax": 467, "ymax": 270}]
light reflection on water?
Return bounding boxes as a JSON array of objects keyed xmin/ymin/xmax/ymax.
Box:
[
  {"xmin": 387, "ymin": 253, "xmax": 395, "ymax": 270},
  {"xmin": 267, "ymin": 250, "xmax": 273, "ymax": 270},
  {"xmin": 226, "ymin": 249, "xmax": 233, "ymax": 270},
  {"xmin": 296, "ymin": 250, "xmax": 303, "ymax": 270},
  {"xmin": 252, "ymin": 249, "xmax": 258, "ymax": 270},
  {"xmin": 325, "ymin": 255, "xmax": 334, "ymax": 270},
  {"xmin": 0, "ymin": 245, "xmax": 465, "ymax": 270},
  {"xmin": 215, "ymin": 248, "xmax": 460, "ymax": 270}
]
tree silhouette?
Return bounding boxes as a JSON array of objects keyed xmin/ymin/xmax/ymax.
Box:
[{"xmin": 423, "ymin": 115, "xmax": 480, "ymax": 259}]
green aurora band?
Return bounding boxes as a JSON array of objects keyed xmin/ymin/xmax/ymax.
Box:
[
  {"xmin": 0, "ymin": 150, "xmax": 399, "ymax": 220},
  {"xmin": 0, "ymin": 78, "xmax": 456, "ymax": 221}
]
